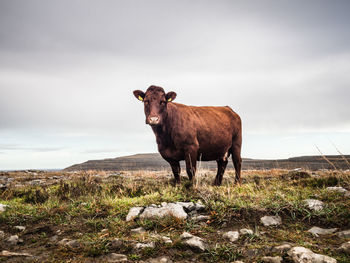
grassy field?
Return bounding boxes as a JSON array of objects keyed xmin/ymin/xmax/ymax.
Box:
[{"xmin": 0, "ymin": 169, "xmax": 349, "ymax": 262}]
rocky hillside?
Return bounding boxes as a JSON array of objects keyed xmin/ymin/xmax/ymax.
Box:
[{"xmin": 64, "ymin": 153, "xmax": 350, "ymax": 171}]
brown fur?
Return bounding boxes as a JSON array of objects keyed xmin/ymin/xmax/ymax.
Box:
[{"xmin": 133, "ymin": 85, "xmax": 242, "ymax": 185}]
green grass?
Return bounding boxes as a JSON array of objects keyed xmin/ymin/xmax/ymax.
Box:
[{"xmin": 0, "ymin": 169, "xmax": 349, "ymax": 262}]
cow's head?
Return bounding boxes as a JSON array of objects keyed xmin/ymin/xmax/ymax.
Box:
[{"xmin": 133, "ymin": 85, "xmax": 177, "ymax": 126}]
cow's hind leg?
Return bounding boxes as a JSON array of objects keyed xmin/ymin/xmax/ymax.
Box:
[
  {"xmin": 168, "ymin": 160, "xmax": 181, "ymax": 185},
  {"xmin": 231, "ymin": 135, "xmax": 242, "ymax": 184},
  {"xmin": 214, "ymin": 158, "xmax": 228, "ymax": 186}
]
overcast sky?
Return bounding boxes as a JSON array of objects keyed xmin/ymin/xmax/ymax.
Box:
[{"xmin": 1, "ymin": 0, "xmax": 350, "ymax": 169}]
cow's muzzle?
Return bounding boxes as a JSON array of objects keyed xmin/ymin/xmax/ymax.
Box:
[{"xmin": 148, "ymin": 116, "xmax": 160, "ymax": 125}]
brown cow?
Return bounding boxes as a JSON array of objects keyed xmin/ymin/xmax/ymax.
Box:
[{"xmin": 133, "ymin": 85, "xmax": 242, "ymax": 186}]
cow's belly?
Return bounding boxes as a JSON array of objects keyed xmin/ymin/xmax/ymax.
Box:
[{"xmin": 197, "ymin": 133, "xmax": 232, "ymax": 161}]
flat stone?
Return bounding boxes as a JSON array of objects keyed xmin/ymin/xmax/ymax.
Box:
[
  {"xmin": 337, "ymin": 229, "xmax": 350, "ymax": 238},
  {"xmin": 304, "ymin": 199, "xmax": 324, "ymax": 211},
  {"xmin": 338, "ymin": 241, "xmax": 350, "ymax": 254},
  {"xmin": 147, "ymin": 256, "xmax": 173, "ymax": 263},
  {"xmin": 308, "ymin": 226, "xmax": 338, "ymax": 237},
  {"xmin": 180, "ymin": 232, "xmax": 206, "ymax": 251},
  {"xmin": 287, "ymin": 246, "xmax": 337, "ymax": 263},
  {"xmin": 261, "ymin": 216, "xmax": 282, "ymax": 226},
  {"xmin": 326, "ymin": 186, "xmax": 348, "ymax": 194},
  {"xmin": 104, "ymin": 253, "xmax": 128, "ymax": 262},
  {"xmin": 126, "ymin": 207, "xmax": 144, "ymax": 222},
  {"xmin": 130, "ymin": 227, "xmax": 146, "ymax": 234},
  {"xmin": 223, "ymin": 231, "xmax": 239, "ymax": 242},
  {"xmin": 195, "ymin": 201, "xmax": 206, "ymax": 211},
  {"xmin": 261, "ymin": 256, "xmax": 283, "ymax": 263},
  {"xmin": 176, "ymin": 202, "xmax": 196, "ymax": 211},
  {"xmin": 240, "ymin": 228, "xmax": 254, "ymax": 235},
  {"xmin": 0, "ymin": 250, "xmax": 33, "ymax": 257},
  {"xmin": 140, "ymin": 203, "xmax": 187, "ymax": 220},
  {"xmin": 134, "ymin": 242, "xmax": 155, "ymax": 249},
  {"xmin": 14, "ymin": 226, "xmax": 26, "ymax": 231},
  {"xmin": 272, "ymin": 244, "xmax": 292, "ymax": 253}
]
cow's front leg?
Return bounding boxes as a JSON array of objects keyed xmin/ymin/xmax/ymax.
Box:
[
  {"xmin": 185, "ymin": 147, "xmax": 198, "ymax": 182},
  {"xmin": 168, "ymin": 160, "xmax": 181, "ymax": 185}
]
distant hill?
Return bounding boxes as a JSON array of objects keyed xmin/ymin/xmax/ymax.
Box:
[{"xmin": 64, "ymin": 153, "xmax": 350, "ymax": 171}]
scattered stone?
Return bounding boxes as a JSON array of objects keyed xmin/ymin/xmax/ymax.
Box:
[
  {"xmin": 103, "ymin": 253, "xmax": 128, "ymax": 262},
  {"xmin": 308, "ymin": 226, "xmax": 338, "ymax": 237},
  {"xmin": 260, "ymin": 216, "xmax": 282, "ymax": 226},
  {"xmin": 58, "ymin": 238, "xmax": 80, "ymax": 248},
  {"xmin": 130, "ymin": 227, "xmax": 146, "ymax": 234},
  {"xmin": 176, "ymin": 202, "xmax": 196, "ymax": 211},
  {"xmin": 326, "ymin": 186, "xmax": 348, "ymax": 194},
  {"xmin": 6, "ymin": 235, "xmax": 22, "ymax": 245},
  {"xmin": 161, "ymin": 236, "xmax": 172, "ymax": 244},
  {"xmin": 223, "ymin": 231, "xmax": 240, "ymax": 242},
  {"xmin": 180, "ymin": 232, "xmax": 206, "ymax": 251},
  {"xmin": 0, "ymin": 204, "xmax": 8, "ymax": 213},
  {"xmin": 261, "ymin": 256, "xmax": 283, "ymax": 263},
  {"xmin": 0, "ymin": 250, "xmax": 33, "ymax": 257},
  {"xmin": 240, "ymin": 228, "xmax": 254, "ymax": 235},
  {"xmin": 192, "ymin": 215, "xmax": 210, "ymax": 222},
  {"xmin": 272, "ymin": 244, "xmax": 292, "ymax": 253},
  {"xmin": 231, "ymin": 261, "xmax": 245, "ymax": 263},
  {"xmin": 337, "ymin": 229, "xmax": 350, "ymax": 238},
  {"xmin": 126, "ymin": 207, "xmax": 144, "ymax": 222},
  {"xmin": 140, "ymin": 203, "xmax": 187, "ymax": 220},
  {"xmin": 147, "ymin": 256, "xmax": 173, "ymax": 263},
  {"xmin": 287, "ymin": 246, "xmax": 337, "ymax": 263},
  {"xmin": 14, "ymin": 226, "xmax": 26, "ymax": 232},
  {"xmin": 304, "ymin": 199, "xmax": 324, "ymax": 211},
  {"xmin": 0, "ymin": 231, "xmax": 4, "ymax": 239},
  {"xmin": 110, "ymin": 238, "xmax": 123, "ymax": 249},
  {"xmin": 338, "ymin": 241, "xmax": 350, "ymax": 254},
  {"xmin": 134, "ymin": 242, "xmax": 155, "ymax": 249},
  {"xmin": 195, "ymin": 200, "xmax": 206, "ymax": 211}
]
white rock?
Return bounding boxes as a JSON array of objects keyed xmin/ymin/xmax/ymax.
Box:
[
  {"xmin": 140, "ymin": 203, "xmax": 187, "ymax": 220},
  {"xmin": 304, "ymin": 199, "xmax": 324, "ymax": 211},
  {"xmin": 58, "ymin": 238, "xmax": 80, "ymax": 248},
  {"xmin": 308, "ymin": 226, "xmax": 338, "ymax": 237},
  {"xmin": 180, "ymin": 232, "xmax": 193, "ymax": 239},
  {"xmin": 326, "ymin": 186, "xmax": 348, "ymax": 194},
  {"xmin": 126, "ymin": 207, "xmax": 144, "ymax": 222},
  {"xmin": 180, "ymin": 231, "xmax": 206, "ymax": 251},
  {"xmin": 130, "ymin": 227, "xmax": 146, "ymax": 234},
  {"xmin": 337, "ymin": 229, "xmax": 350, "ymax": 238},
  {"xmin": 223, "ymin": 231, "xmax": 239, "ymax": 242},
  {"xmin": 260, "ymin": 216, "xmax": 282, "ymax": 226},
  {"xmin": 195, "ymin": 201, "xmax": 205, "ymax": 211},
  {"xmin": 231, "ymin": 261, "xmax": 245, "ymax": 263},
  {"xmin": 0, "ymin": 231, "xmax": 4, "ymax": 239},
  {"xmin": 161, "ymin": 236, "xmax": 172, "ymax": 244},
  {"xmin": 14, "ymin": 226, "xmax": 26, "ymax": 232},
  {"xmin": 261, "ymin": 256, "xmax": 283, "ymax": 263},
  {"xmin": 272, "ymin": 244, "xmax": 292, "ymax": 253},
  {"xmin": 176, "ymin": 202, "xmax": 196, "ymax": 211},
  {"xmin": 134, "ymin": 242, "xmax": 155, "ymax": 249},
  {"xmin": 0, "ymin": 250, "xmax": 33, "ymax": 257},
  {"xmin": 0, "ymin": 204, "xmax": 8, "ymax": 213},
  {"xmin": 104, "ymin": 253, "xmax": 128, "ymax": 262},
  {"xmin": 6, "ymin": 235, "xmax": 21, "ymax": 245},
  {"xmin": 240, "ymin": 228, "xmax": 254, "ymax": 235},
  {"xmin": 338, "ymin": 241, "xmax": 350, "ymax": 254},
  {"xmin": 287, "ymin": 246, "xmax": 337, "ymax": 263}
]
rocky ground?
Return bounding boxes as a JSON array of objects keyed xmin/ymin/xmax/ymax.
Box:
[{"xmin": 0, "ymin": 169, "xmax": 349, "ymax": 262}]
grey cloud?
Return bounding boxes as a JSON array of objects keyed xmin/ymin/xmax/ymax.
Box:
[{"xmin": 0, "ymin": 144, "xmax": 63, "ymax": 152}]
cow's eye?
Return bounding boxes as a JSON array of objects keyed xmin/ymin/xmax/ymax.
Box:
[{"xmin": 144, "ymin": 100, "xmax": 149, "ymax": 104}]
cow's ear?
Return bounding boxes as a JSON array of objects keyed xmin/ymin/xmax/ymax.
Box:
[
  {"xmin": 166, "ymin": 91, "xmax": 177, "ymax": 102},
  {"xmin": 133, "ymin": 90, "xmax": 145, "ymax": 101}
]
